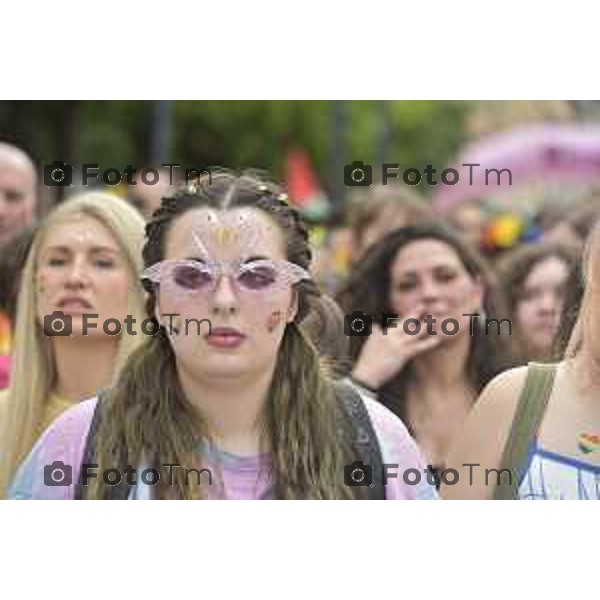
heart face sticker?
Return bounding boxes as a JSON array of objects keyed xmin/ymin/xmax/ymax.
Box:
[{"xmin": 577, "ymin": 433, "xmax": 600, "ymax": 454}]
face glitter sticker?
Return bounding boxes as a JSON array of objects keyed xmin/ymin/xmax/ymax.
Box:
[
  {"xmin": 190, "ymin": 210, "xmax": 262, "ymax": 263},
  {"xmin": 266, "ymin": 310, "xmax": 284, "ymax": 332},
  {"xmin": 213, "ymin": 226, "xmax": 239, "ymax": 246}
]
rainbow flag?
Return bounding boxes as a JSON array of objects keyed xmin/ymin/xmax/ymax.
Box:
[{"xmin": 285, "ymin": 148, "xmax": 331, "ymax": 221}]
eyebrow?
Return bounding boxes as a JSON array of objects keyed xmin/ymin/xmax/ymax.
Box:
[
  {"xmin": 243, "ymin": 255, "xmax": 269, "ymax": 263},
  {"xmin": 184, "ymin": 255, "xmax": 270, "ymax": 264},
  {"xmin": 396, "ymin": 264, "xmax": 458, "ymax": 276},
  {"xmin": 44, "ymin": 245, "xmax": 119, "ymax": 254}
]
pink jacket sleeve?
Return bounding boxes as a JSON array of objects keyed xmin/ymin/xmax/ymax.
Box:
[
  {"xmin": 363, "ymin": 396, "xmax": 439, "ymax": 500},
  {"xmin": 8, "ymin": 398, "xmax": 98, "ymax": 500}
]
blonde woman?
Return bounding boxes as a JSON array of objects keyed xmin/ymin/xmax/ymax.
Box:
[{"xmin": 0, "ymin": 192, "xmax": 146, "ymax": 497}]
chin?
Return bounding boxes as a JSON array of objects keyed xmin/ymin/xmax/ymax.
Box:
[
  {"xmin": 529, "ymin": 339, "xmax": 553, "ymax": 358},
  {"xmin": 188, "ymin": 351, "xmax": 253, "ymax": 375}
]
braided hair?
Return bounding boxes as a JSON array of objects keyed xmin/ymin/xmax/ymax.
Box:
[
  {"xmin": 141, "ymin": 171, "xmax": 320, "ymax": 322},
  {"xmin": 85, "ymin": 170, "xmax": 357, "ymax": 499}
]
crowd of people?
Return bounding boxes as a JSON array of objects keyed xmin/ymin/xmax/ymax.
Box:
[{"xmin": 0, "ymin": 139, "xmax": 599, "ymax": 500}]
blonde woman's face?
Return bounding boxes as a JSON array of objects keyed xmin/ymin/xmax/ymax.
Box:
[
  {"xmin": 36, "ymin": 215, "xmax": 132, "ymax": 339},
  {"xmin": 157, "ymin": 207, "xmax": 298, "ymax": 380}
]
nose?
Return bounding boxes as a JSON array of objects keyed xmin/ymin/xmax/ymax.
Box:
[
  {"xmin": 210, "ymin": 274, "xmax": 239, "ymax": 316},
  {"xmin": 537, "ymin": 290, "xmax": 559, "ymax": 316},
  {"xmin": 64, "ymin": 257, "xmax": 91, "ymax": 289},
  {"xmin": 419, "ymin": 276, "xmax": 443, "ymax": 303}
]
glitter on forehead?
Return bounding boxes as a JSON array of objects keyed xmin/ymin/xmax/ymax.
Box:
[
  {"xmin": 191, "ymin": 231, "xmax": 211, "ymax": 258},
  {"xmin": 190, "ymin": 209, "xmax": 262, "ymax": 260},
  {"xmin": 51, "ymin": 215, "xmax": 109, "ymax": 247},
  {"xmin": 49, "ymin": 225, "xmax": 96, "ymax": 247},
  {"xmin": 74, "ymin": 232, "xmax": 95, "ymax": 244}
]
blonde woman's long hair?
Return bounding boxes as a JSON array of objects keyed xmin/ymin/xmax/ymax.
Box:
[{"xmin": 0, "ymin": 192, "xmax": 147, "ymax": 496}]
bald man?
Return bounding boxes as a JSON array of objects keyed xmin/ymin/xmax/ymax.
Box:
[{"xmin": 0, "ymin": 142, "xmax": 37, "ymax": 247}]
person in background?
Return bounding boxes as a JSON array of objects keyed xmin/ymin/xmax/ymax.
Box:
[
  {"xmin": 0, "ymin": 192, "xmax": 147, "ymax": 497},
  {"xmin": 497, "ymin": 242, "xmax": 579, "ymax": 364},
  {"xmin": 0, "ymin": 141, "xmax": 39, "ymax": 391},
  {"xmin": 346, "ymin": 184, "xmax": 433, "ymax": 264},
  {"xmin": 308, "ymin": 223, "xmax": 353, "ymax": 294},
  {"xmin": 0, "ymin": 141, "xmax": 37, "ymax": 247},
  {"xmin": 564, "ymin": 199, "xmax": 600, "ymax": 245},
  {"xmin": 442, "ymin": 221, "xmax": 600, "ymax": 500},
  {"xmin": 447, "ymin": 199, "xmax": 488, "ymax": 251},
  {"xmin": 535, "ymin": 199, "xmax": 576, "ymax": 246},
  {"xmin": 337, "ymin": 223, "xmax": 511, "ymax": 472},
  {"xmin": 126, "ymin": 166, "xmax": 180, "ymax": 219},
  {"xmin": 535, "ymin": 197, "xmax": 600, "ymax": 248},
  {"xmin": 0, "ymin": 226, "xmax": 37, "ymax": 388}
]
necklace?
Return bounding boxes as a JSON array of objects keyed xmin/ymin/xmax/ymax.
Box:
[{"xmin": 577, "ymin": 433, "xmax": 600, "ymax": 454}]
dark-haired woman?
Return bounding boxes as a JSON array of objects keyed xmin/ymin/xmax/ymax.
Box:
[
  {"xmin": 497, "ymin": 242, "xmax": 579, "ymax": 363},
  {"xmin": 8, "ymin": 173, "xmax": 436, "ymax": 500},
  {"xmin": 338, "ymin": 224, "xmax": 511, "ymax": 471}
]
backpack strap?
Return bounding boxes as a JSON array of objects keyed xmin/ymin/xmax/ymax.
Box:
[
  {"xmin": 335, "ymin": 381, "xmax": 385, "ymax": 500},
  {"xmin": 75, "ymin": 390, "xmax": 130, "ymax": 500},
  {"xmin": 77, "ymin": 384, "xmax": 386, "ymax": 500},
  {"xmin": 493, "ymin": 362, "xmax": 558, "ymax": 500}
]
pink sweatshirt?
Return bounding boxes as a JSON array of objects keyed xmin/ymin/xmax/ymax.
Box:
[{"xmin": 8, "ymin": 395, "xmax": 438, "ymax": 500}]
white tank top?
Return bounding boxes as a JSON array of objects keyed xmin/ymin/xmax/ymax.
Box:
[{"xmin": 518, "ymin": 444, "xmax": 600, "ymax": 500}]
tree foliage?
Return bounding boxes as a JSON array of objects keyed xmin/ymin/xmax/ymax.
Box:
[{"xmin": 0, "ymin": 100, "xmax": 469, "ymax": 200}]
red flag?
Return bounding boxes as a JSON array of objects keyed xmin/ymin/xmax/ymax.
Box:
[{"xmin": 285, "ymin": 148, "xmax": 330, "ymax": 220}]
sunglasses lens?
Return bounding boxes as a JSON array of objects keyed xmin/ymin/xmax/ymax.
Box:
[
  {"xmin": 238, "ymin": 265, "xmax": 278, "ymax": 290},
  {"xmin": 172, "ymin": 265, "xmax": 213, "ymax": 290}
]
